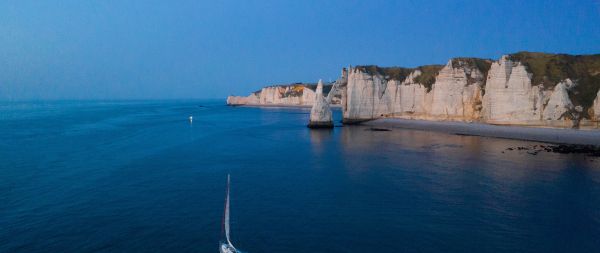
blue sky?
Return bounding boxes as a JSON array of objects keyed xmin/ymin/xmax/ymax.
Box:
[{"xmin": 1, "ymin": 0, "xmax": 599, "ymax": 100}]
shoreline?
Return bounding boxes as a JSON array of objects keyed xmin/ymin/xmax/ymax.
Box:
[
  {"xmin": 228, "ymin": 103, "xmax": 342, "ymax": 108},
  {"xmin": 364, "ymin": 118, "xmax": 600, "ymax": 146},
  {"xmin": 228, "ymin": 103, "xmax": 600, "ymax": 145}
]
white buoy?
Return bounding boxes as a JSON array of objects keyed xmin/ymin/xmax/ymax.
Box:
[{"xmin": 189, "ymin": 116, "xmax": 193, "ymax": 124}]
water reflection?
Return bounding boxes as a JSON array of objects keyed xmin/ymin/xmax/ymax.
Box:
[
  {"xmin": 326, "ymin": 124, "xmax": 600, "ymax": 251},
  {"xmin": 336, "ymin": 124, "xmax": 596, "ymax": 176},
  {"xmin": 308, "ymin": 128, "xmax": 333, "ymax": 155}
]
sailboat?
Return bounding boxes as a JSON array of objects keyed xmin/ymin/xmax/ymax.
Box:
[{"xmin": 220, "ymin": 174, "xmax": 243, "ymax": 253}]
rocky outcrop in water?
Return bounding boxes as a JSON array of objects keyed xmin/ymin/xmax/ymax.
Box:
[{"xmin": 308, "ymin": 80, "xmax": 333, "ymax": 128}]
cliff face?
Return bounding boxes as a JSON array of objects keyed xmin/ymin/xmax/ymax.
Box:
[
  {"xmin": 394, "ymin": 70, "xmax": 429, "ymax": 116},
  {"xmin": 227, "ymin": 84, "xmax": 314, "ymax": 106},
  {"xmin": 341, "ymin": 52, "xmax": 600, "ymax": 128},
  {"xmin": 593, "ymin": 90, "xmax": 600, "ymax": 120},
  {"xmin": 343, "ymin": 66, "xmax": 433, "ymax": 122},
  {"xmin": 227, "ymin": 83, "xmax": 339, "ymax": 106},
  {"xmin": 343, "ymin": 59, "xmax": 490, "ymax": 122},
  {"xmin": 343, "ymin": 68, "xmax": 394, "ymax": 121},
  {"xmin": 226, "ymin": 93, "xmax": 260, "ymax": 105},
  {"xmin": 227, "ymin": 52, "xmax": 599, "ymax": 129},
  {"xmin": 481, "ymin": 56, "xmax": 543, "ymax": 123},
  {"xmin": 429, "ymin": 59, "xmax": 487, "ymax": 120}
]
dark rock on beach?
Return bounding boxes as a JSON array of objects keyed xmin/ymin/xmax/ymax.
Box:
[{"xmin": 505, "ymin": 144, "xmax": 600, "ymax": 157}]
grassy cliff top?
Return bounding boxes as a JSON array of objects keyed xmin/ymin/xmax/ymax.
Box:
[
  {"xmin": 451, "ymin": 58, "xmax": 493, "ymax": 74},
  {"xmin": 354, "ymin": 65, "xmax": 445, "ymax": 91},
  {"xmin": 413, "ymin": 65, "xmax": 445, "ymax": 91},
  {"xmin": 508, "ymin": 52, "xmax": 600, "ymax": 87},
  {"xmin": 508, "ymin": 51, "xmax": 600, "ymax": 110},
  {"xmin": 355, "ymin": 58, "xmax": 492, "ymax": 86},
  {"xmin": 354, "ymin": 65, "xmax": 415, "ymax": 82},
  {"xmin": 303, "ymin": 83, "xmax": 333, "ymax": 94}
]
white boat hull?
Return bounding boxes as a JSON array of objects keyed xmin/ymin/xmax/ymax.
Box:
[{"xmin": 220, "ymin": 242, "xmax": 237, "ymax": 253}]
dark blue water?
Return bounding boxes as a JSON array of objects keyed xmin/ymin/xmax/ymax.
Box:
[{"xmin": 1, "ymin": 100, "xmax": 599, "ymax": 252}]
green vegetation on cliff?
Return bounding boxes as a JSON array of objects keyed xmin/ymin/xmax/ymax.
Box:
[
  {"xmin": 354, "ymin": 65, "xmax": 414, "ymax": 82},
  {"xmin": 451, "ymin": 58, "xmax": 493, "ymax": 95},
  {"xmin": 413, "ymin": 65, "xmax": 444, "ymax": 92},
  {"xmin": 282, "ymin": 85, "xmax": 306, "ymax": 97},
  {"xmin": 508, "ymin": 52, "xmax": 600, "ymax": 112},
  {"xmin": 303, "ymin": 83, "xmax": 333, "ymax": 95},
  {"xmin": 354, "ymin": 65, "xmax": 444, "ymax": 92},
  {"xmin": 451, "ymin": 58, "xmax": 493, "ymax": 74}
]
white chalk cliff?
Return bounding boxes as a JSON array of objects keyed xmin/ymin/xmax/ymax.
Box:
[
  {"xmin": 343, "ymin": 59, "xmax": 489, "ymax": 122},
  {"xmin": 593, "ymin": 89, "xmax": 600, "ymax": 121},
  {"xmin": 227, "ymin": 83, "xmax": 341, "ymax": 106},
  {"xmin": 394, "ymin": 70, "xmax": 429, "ymax": 116},
  {"xmin": 343, "ymin": 67, "xmax": 392, "ymax": 121},
  {"xmin": 481, "ymin": 56, "xmax": 544, "ymax": 123},
  {"xmin": 308, "ymin": 80, "xmax": 333, "ymax": 128},
  {"xmin": 228, "ymin": 52, "xmax": 599, "ymax": 129},
  {"xmin": 226, "ymin": 93, "xmax": 260, "ymax": 105},
  {"xmin": 341, "ymin": 53, "xmax": 600, "ymax": 128},
  {"xmin": 542, "ymin": 79, "xmax": 576, "ymax": 120},
  {"xmin": 227, "ymin": 84, "xmax": 316, "ymax": 106},
  {"xmin": 429, "ymin": 60, "xmax": 485, "ymax": 120}
]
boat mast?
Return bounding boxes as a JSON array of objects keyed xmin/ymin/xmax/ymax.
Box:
[{"xmin": 221, "ymin": 174, "xmax": 236, "ymax": 249}]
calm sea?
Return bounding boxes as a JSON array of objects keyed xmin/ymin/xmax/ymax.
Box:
[{"xmin": 1, "ymin": 100, "xmax": 599, "ymax": 252}]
